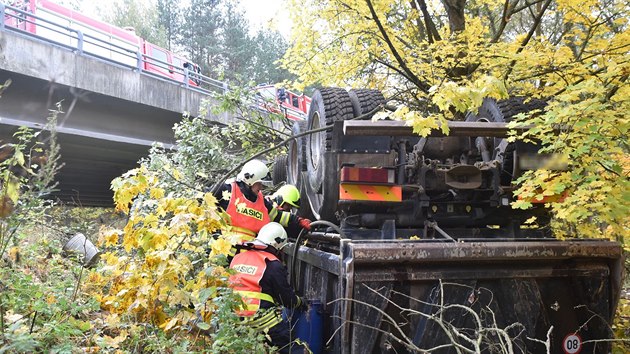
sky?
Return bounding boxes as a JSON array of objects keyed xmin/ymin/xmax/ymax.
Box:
[
  {"xmin": 53, "ymin": 0, "xmax": 291, "ymax": 39},
  {"xmin": 237, "ymin": 0, "xmax": 292, "ymax": 38},
  {"xmin": 77, "ymin": 0, "xmax": 293, "ymax": 38}
]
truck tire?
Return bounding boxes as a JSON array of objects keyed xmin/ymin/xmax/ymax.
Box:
[
  {"xmin": 272, "ymin": 154, "xmax": 288, "ymax": 185},
  {"xmin": 287, "ymin": 120, "xmax": 308, "ymax": 188},
  {"xmin": 348, "ymin": 89, "xmax": 385, "ymax": 119},
  {"xmin": 497, "ymin": 97, "xmax": 546, "ymax": 121},
  {"xmin": 304, "ymin": 87, "xmax": 354, "ymax": 221},
  {"xmin": 466, "ymin": 97, "xmax": 546, "ymax": 123}
]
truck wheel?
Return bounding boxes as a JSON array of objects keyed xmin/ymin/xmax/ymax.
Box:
[
  {"xmin": 348, "ymin": 89, "xmax": 385, "ymax": 119},
  {"xmin": 497, "ymin": 97, "xmax": 546, "ymax": 121},
  {"xmin": 287, "ymin": 120, "xmax": 308, "ymax": 189},
  {"xmin": 466, "ymin": 97, "xmax": 546, "ymax": 123},
  {"xmin": 272, "ymin": 154, "xmax": 288, "ymax": 185},
  {"xmin": 305, "ymin": 87, "xmax": 354, "ymax": 221}
]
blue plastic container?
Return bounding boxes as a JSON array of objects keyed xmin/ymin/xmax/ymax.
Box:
[{"xmin": 287, "ymin": 300, "xmax": 323, "ymax": 354}]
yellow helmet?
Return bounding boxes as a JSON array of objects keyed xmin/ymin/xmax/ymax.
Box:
[{"xmin": 272, "ymin": 184, "xmax": 300, "ymax": 208}]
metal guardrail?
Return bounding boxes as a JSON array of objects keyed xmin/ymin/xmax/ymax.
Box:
[{"xmin": 0, "ymin": 2, "xmax": 228, "ymax": 94}]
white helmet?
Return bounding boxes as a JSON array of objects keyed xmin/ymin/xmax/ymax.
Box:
[
  {"xmin": 256, "ymin": 222, "xmax": 288, "ymax": 250},
  {"xmin": 237, "ymin": 159, "xmax": 271, "ymax": 187}
]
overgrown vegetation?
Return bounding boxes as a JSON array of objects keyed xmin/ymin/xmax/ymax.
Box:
[
  {"xmin": 0, "ymin": 88, "xmax": 290, "ymax": 351},
  {"xmin": 98, "ymin": 0, "xmax": 295, "ymax": 85},
  {"xmin": 2, "ymin": 0, "xmax": 629, "ymax": 350},
  {"xmin": 282, "ymin": 0, "xmax": 629, "ymax": 243},
  {"xmin": 0, "ymin": 97, "xmax": 97, "ymax": 352},
  {"xmin": 0, "ymin": 84, "xmax": 628, "ymax": 352}
]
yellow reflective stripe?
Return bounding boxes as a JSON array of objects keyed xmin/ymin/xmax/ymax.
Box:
[
  {"xmin": 242, "ymin": 310, "xmax": 282, "ymax": 330},
  {"xmin": 235, "ymin": 291, "xmax": 275, "ymax": 304},
  {"xmin": 231, "ymin": 227, "xmax": 256, "ymax": 240},
  {"xmin": 260, "ymin": 315, "xmax": 281, "ymax": 330},
  {"xmin": 278, "ymin": 211, "xmax": 290, "ymax": 227},
  {"xmin": 268, "ymin": 207, "xmax": 278, "ymax": 221},
  {"xmin": 243, "ymin": 303, "xmax": 259, "ymax": 311},
  {"xmin": 243, "ymin": 309, "xmax": 276, "ymax": 325}
]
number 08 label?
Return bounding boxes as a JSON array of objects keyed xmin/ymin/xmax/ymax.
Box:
[{"xmin": 563, "ymin": 333, "xmax": 582, "ymax": 354}]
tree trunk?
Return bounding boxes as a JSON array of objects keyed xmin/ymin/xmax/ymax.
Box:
[{"xmin": 441, "ymin": 0, "xmax": 467, "ymax": 33}]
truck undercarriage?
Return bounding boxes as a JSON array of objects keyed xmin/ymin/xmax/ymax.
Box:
[{"xmin": 275, "ymin": 88, "xmax": 623, "ymax": 353}]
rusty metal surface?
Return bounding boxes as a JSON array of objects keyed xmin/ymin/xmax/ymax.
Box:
[
  {"xmin": 285, "ymin": 243, "xmax": 340, "ymax": 275},
  {"xmin": 350, "ymin": 262, "xmax": 611, "ymax": 282},
  {"xmin": 343, "ymin": 120, "xmax": 530, "ymax": 137},
  {"xmin": 289, "ymin": 237, "xmax": 624, "ymax": 354},
  {"xmin": 346, "ymin": 239, "xmax": 622, "ymax": 264}
]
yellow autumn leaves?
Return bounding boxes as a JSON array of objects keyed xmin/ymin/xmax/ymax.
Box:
[
  {"xmin": 282, "ymin": 0, "xmax": 629, "ymax": 242},
  {"xmin": 89, "ymin": 165, "xmax": 236, "ymax": 334}
]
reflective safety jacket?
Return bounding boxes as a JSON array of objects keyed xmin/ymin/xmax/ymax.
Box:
[
  {"xmin": 225, "ymin": 181, "xmax": 270, "ymax": 241},
  {"xmin": 229, "ymin": 247, "xmax": 304, "ymax": 331},
  {"xmin": 229, "ymin": 250, "xmax": 278, "ymax": 318}
]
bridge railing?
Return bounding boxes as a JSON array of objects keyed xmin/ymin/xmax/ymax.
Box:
[{"xmin": 0, "ymin": 2, "xmax": 229, "ymax": 95}]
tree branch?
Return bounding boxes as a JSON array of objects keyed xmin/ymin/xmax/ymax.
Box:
[
  {"xmin": 374, "ymin": 58, "xmax": 417, "ymax": 84},
  {"xmin": 365, "ymin": 0, "xmax": 431, "ymax": 93},
  {"xmin": 503, "ymin": 0, "xmax": 553, "ymax": 80},
  {"xmin": 408, "ymin": 0, "xmax": 427, "ymax": 41},
  {"xmin": 491, "ymin": 0, "xmax": 515, "ymax": 43},
  {"xmin": 441, "ymin": 0, "xmax": 466, "ymax": 33},
  {"xmin": 416, "ymin": 0, "xmax": 442, "ymax": 43},
  {"xmin": 209, "ymin": 105, "xmax": 384, "ymax": 195}
]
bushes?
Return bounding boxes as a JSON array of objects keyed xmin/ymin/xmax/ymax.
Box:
[{"xmin": 0, "ymin": 109, "xmax": 99, "ymax": 352}]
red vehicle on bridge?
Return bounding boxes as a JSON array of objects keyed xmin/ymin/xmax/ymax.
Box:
[
  {"xmin": 254, "ymin": 84, "xmax": 311, "ymax": 121},
  {"xmin": 3, "ymin": 0, "xmax": 201, "ymax": 86}
]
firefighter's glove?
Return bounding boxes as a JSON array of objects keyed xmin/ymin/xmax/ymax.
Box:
[{"xmin": 298, "ymin": 217, "xmax": 312, "ymax": 231}]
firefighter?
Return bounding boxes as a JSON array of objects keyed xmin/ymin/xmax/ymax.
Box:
[
  {"xmin": 229, "ymin": 222, "xmax": 310, "ymax": 353},
  {"xmin": 269, "ymin": 184, "xmax": 305, "ymax": 239},
  {"xmin": 270, "ymin": 184, "xmax": 301, "ymax": 212},
  {"xmin": 277, "ymin": 87, "xmax": 287, "ymax": 102},
  {"xmin": 214, "ymin": 159, "xmax": 312, "ymax": 243}
]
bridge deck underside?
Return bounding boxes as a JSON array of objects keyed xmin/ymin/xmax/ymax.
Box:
[{"xmin": 0, "ymin": 71, "xmax": 181, "ymax": 206}]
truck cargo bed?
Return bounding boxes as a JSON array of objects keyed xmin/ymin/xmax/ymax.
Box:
[{"xmin": 286, "ymin": 235, "xmax": 623, "ymax": 353}]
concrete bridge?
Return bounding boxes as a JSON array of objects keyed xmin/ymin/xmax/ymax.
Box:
[{"xmin": 0, "ymin": 26, "xmax": 231, "ymax": 206}]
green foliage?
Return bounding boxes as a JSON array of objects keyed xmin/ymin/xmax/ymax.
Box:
[
  {"xmin": 83, "ymin": 87, "xmax": 290, "ymax": 352},
  {"xmin": 282, "ymin": 0, "xmax": 629, "ymax": 238},
  {"xmin": 613, "ymin": 294, "xmax": 630, "ymax": 352},
  {"xmin": 206, "ymin": 290, "xmax": 268, "ymax": 353},
  {"xmin": 135, "ymin": 92, "xmax": 289, "ymax": 199},
  {"xmin": 250, "ymin": 30, "xmax": 294, "ymax": 85},
  {"xmin": 221, "ymin": 2, "xmax": 255, "ymax": 83},
  {"xmin": 156, "ymin": 0, "xmax": 181, "ymax": 51},
  {"xmin": 509, "ymin": 85, "xmax": 629, "ymax": 241},
  {"xmin": 91, "ymin": 0, "xmax": 296, "ymax": 86},
  {"xmin": 0, "ymin": 106, "xmax": 61, "ymax": 265},
  {"xmin": 180, "ymin": 0, "xmax": 225, "ymax": 78},
  {"xmin": 0, "ymin": 238, "xmax": 99, "ymax": 352},
  {"xmin": 0, "ymin": 107, "xmax": 100, "ymax": 352},
  {"xmin": 103, "ymin": 0, "xmax": 168, "ymax": 47}
]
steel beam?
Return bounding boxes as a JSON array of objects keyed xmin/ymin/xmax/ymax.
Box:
[{"xmin": 343, "ymin": 120, "xmax": 532, "ymax": 137}]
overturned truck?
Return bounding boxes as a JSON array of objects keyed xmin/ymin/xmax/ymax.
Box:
[{"xmin": 276, "ymin": 88, "xmax": 623, "ymax": 353}]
